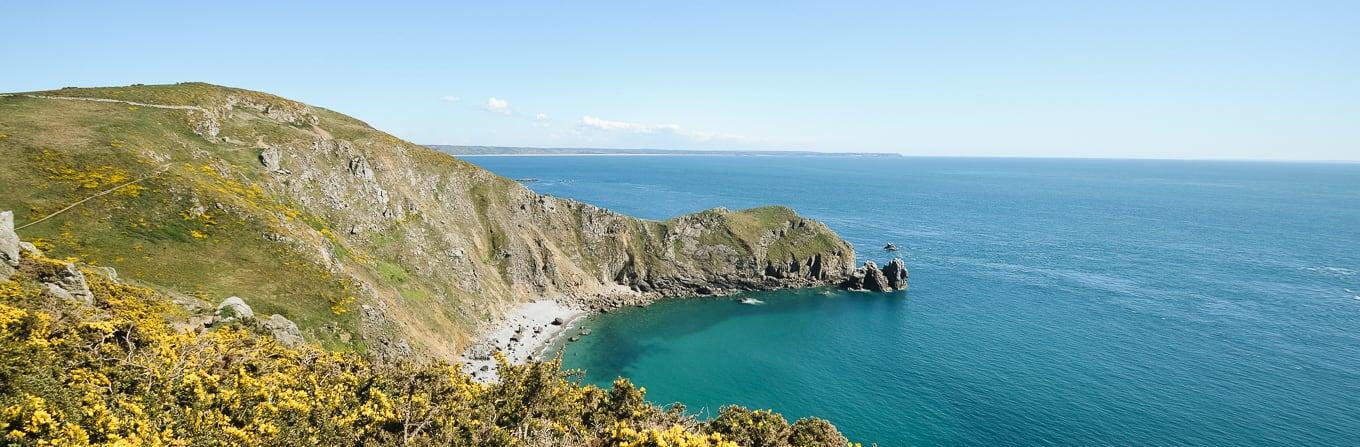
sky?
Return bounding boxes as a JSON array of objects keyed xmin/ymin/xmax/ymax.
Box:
[{"xmin": 2, "ymin": 1, "xmax": 1357, "ymax": 160}]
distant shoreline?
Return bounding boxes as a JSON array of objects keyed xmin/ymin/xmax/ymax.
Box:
[
  {"xmin": 428, "ymin": 145, "xmax": 902, "ymax": 158},
  {"xmin": 452, "ymin": 153, "xmax": 896, "ymax": 157},
  {"xmin": 429, "ymin": 145, "xmax": 1359, "ymax": 163}
]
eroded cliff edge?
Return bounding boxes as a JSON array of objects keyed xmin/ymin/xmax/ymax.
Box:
[{"xmin": 0, "ymin": 83, "xmax": 855, "ymax": 359}]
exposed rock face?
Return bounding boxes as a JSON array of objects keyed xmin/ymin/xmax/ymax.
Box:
[
  {"xmin": 843, "ymin": 259, "xmax": 907, "ymax": 292},
  {"xmin": 861, "ymin": 261, "xmax": 893, "ymax": 292},
  {"xmin": 0, "ymin": 211, "xmax": 17, "ymax": 279},
  {"xmin": 18, "ymin": 242, "xmax": 41, "ymax": 258},
  {"xmin": 214, "ymin": 296, "xmax": 254, "ymax": 324},
  {"xmin": 47, "ymin": 263, "xmax": 94, "ymax": 305},
  {"xmin": 882, "ymin": 258, "xmax": 909, "ymax": 291},
  {"xmin": 264, "ymin": 314, "xmax": 304, "ymax": 347},
  {"xmin": 3, "ymin": 214, "xmax": 93, "ymax": 302},
  {"xmin": 259, "ymin": 146, "xmax": 282, "ymax": 171}
]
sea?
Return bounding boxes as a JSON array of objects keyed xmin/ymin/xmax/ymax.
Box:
[{"xmin": 466, "ymin": 155, "xmax": 1360, "ymax": 446}]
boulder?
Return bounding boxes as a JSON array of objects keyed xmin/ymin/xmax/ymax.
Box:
[
  {"xmin": 44, "ymin": 283, "xmax": 75, "ymax": 302},
  {"xmin": 214, "ymin": 296, "xmax": 254, "ymax": 324},
  {"xmin": 263, "ymin": 314, "xmax": 304, "ymax": 347},
  {"xmin": 0, "ymin": 211, "xmax": 18, "ymax": 279},
  {"xmin": 44, "ymin": 263, "xmax": 94, "ymax": 305},
  {"xmin": 551, "ymin": 317, "xmax": 565, "ymax": 326},
  {"xmin": 348, "ymin": 156, "xmax": 375, "ymax": 181},
  {"xmin": 259, "ymin": 146, "xmax": 282, "ymax": 171},
  {"xmin": 881, "ymin": 258, "xmax": 909, "ymax": 291},
  {"xmin": 18, "ymin": 241, "xmax": 41, "ymax": 257}
]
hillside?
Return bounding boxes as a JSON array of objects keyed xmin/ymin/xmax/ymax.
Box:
[
  {"xmin": 0, "ymin": 234, "xmax": 850, "ymax": 446},
  {"xmin": 0, "ymin": 83, "xmax": 856, "ymax": 359}
]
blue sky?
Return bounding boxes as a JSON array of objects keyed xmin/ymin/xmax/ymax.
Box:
[{"xmin": 3, "ymin": 1, "xmax": 1357, "ymax": 160}]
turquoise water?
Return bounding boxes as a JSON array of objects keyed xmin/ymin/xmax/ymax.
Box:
[{"xmin": 467, "ymin": 156, "xmax": 1360, "ymax": 446}]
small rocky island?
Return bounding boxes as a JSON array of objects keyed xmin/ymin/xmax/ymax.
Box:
[{"xmin": 841, "ymin": 258, "xmax": 909, "ymax": 292}]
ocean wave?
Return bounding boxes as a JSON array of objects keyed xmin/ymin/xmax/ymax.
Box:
[{"xmin": 1301, "ymin": 266, "xmax": 1357, "ymax": 276}]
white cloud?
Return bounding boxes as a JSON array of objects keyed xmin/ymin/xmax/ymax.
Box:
[
  {"xmin": 578, "ymin": 115, "xmax": 743, "ymax": 142},
  {"xmin": 486, "ymin": 97, "xmax": 510, "ymax": 115},
  {"xmin": 535, "ymin": 113, "xmax": 549, "ymax": 121},
  {"xmin": 439, "ymin": 95, "xmax": 461, "ymax": 102},
  {"xmin": 580, "ymin": 116, "xmax": 662, "ymax": 132}
]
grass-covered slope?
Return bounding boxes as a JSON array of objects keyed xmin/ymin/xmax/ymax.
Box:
[
  {"xmin": 0, "ymin": 83, "xmax": 855, "ymax": 359},
  {"xmin": 0, "ymin": 244, "xmax": 852, "ymax": 446}
]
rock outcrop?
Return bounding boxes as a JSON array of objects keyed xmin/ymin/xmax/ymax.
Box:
[
  {"xmin": 0, "ymin": 211, "xmax": 17, "ymax": 280},
  {"xmin": 264, "ymin": 314, "xmax": 305, "ymax": 347},
  {"xmin": 842, "ymin": 258, "xmax": 908, "ymax": 292},
  {"xmin": 46, "ymin": 263, "xmax": 94, "ymax": 305},
  {"xmin": 259, "ymin": 146, "xmax": 282, "ymax": 172},
  {"xmin": 0, "ymin": 216, "xmax": 314, "ymax": 347},
  {"xmin": 214, "ymin": 296, "xmax": 254, "ymax": 324},
  {"xmin": 882, "ymin": 258, "xmax": 909, "ymax": 291}
]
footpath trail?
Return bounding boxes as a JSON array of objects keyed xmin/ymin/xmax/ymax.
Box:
[
  {"xmin": 1, "ymin": 94, "xmax": 210, "ymax": 112},
  {"xmin": 16, "ymin": 166, "xmax": 170, "ymax": 232}
]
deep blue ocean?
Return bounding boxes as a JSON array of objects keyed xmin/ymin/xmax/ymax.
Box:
[{"xmin": 467, "ymin": 156, "xmax": 1360, "ymax": 446}]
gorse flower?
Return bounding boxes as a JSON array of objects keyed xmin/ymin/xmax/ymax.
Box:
[{"xmin": 0, "ymin": 249, "xmax": 854, "ymax": 446}]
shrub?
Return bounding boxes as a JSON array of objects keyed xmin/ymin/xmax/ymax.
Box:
[{"xmin": 0, "ymin": 249, "xmax": 853, "ymax": 446}]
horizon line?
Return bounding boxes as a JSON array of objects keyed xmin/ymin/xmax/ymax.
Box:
[{"xmin": 427, "ymin": 144, "xmax": 1360, "ymax": 164}]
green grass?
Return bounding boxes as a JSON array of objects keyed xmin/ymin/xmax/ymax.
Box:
[
  {"xmin": 27, "ymin": 82, "xmax": 306, "ymax": 112},
  {"xmin": 376, "ymin": 260, "xmax": 411, "ymax": 284},
  {"xmin": 0, "ymin": 89, "xmax": 363, "ymax": 349},
  {"xmin": 399, "ymin": 287, "xmax": 431, "ymax": 301}
]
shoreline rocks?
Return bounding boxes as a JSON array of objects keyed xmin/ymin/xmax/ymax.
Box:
[
  {"xmin": 882, "ymin": 258, "xmax": 909, "ymax": 291},
  {"xmin": 841, "ymin": 258, "xmax": 908, "ymax": 292}
]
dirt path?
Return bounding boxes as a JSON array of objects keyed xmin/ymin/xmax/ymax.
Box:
[
  {"xmin": 8, "ymin": 94, "xmax": 210, "ymax": 112},
  {"xmin": 16, "ymin": 166, "xmax": 170, "ymax": 232},
  {"xmin": 5, "ymin": 93, "xmax": 337, "ymax": 144}
]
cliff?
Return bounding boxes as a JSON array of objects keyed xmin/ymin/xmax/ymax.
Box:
[{"xmin": 0, "ymin": 83, "xmax": 855, "ymax": 359}]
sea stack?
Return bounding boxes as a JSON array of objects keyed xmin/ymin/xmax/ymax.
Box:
[
  {"xmin": 882, "ymin": 258, "xmax": 908, "ymax": 291},
  {"xmin": 842, "ymin": 259, "xmax": 908, "ymax": 292}
]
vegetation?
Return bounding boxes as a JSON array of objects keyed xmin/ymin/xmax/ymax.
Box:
[
  {"xmin": 0, "ymin": 249, "xmax": 852, "ymax": 446},
  {"xmin": 0, "ymin": 92, "xmax": 366, "ymax": 350},
  {"xmin": 674, "ymin": 207, "xmax": 843, "ymax": 264}
]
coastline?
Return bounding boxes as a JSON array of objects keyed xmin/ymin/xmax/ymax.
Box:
[
  {"xmin": 451, "ymin": 153, "xmax": 895, "ymax": 157},
  {"xmin": 459, "ymin": 280, "xmax": 858, "ymax": 382},
  {"xmin": 459, "ymin": 300, "xmax": 588, "ymax": 382}
]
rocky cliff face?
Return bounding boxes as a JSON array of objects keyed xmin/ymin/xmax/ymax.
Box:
[{"xmin": 0, "ymin": 83, "xmax": 855, "ymax": 359}]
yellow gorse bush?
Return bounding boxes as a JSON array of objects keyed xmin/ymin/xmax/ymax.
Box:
[{"xmin": 0, "ymin": 249, "xmax": 853, "ymax": 447}]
